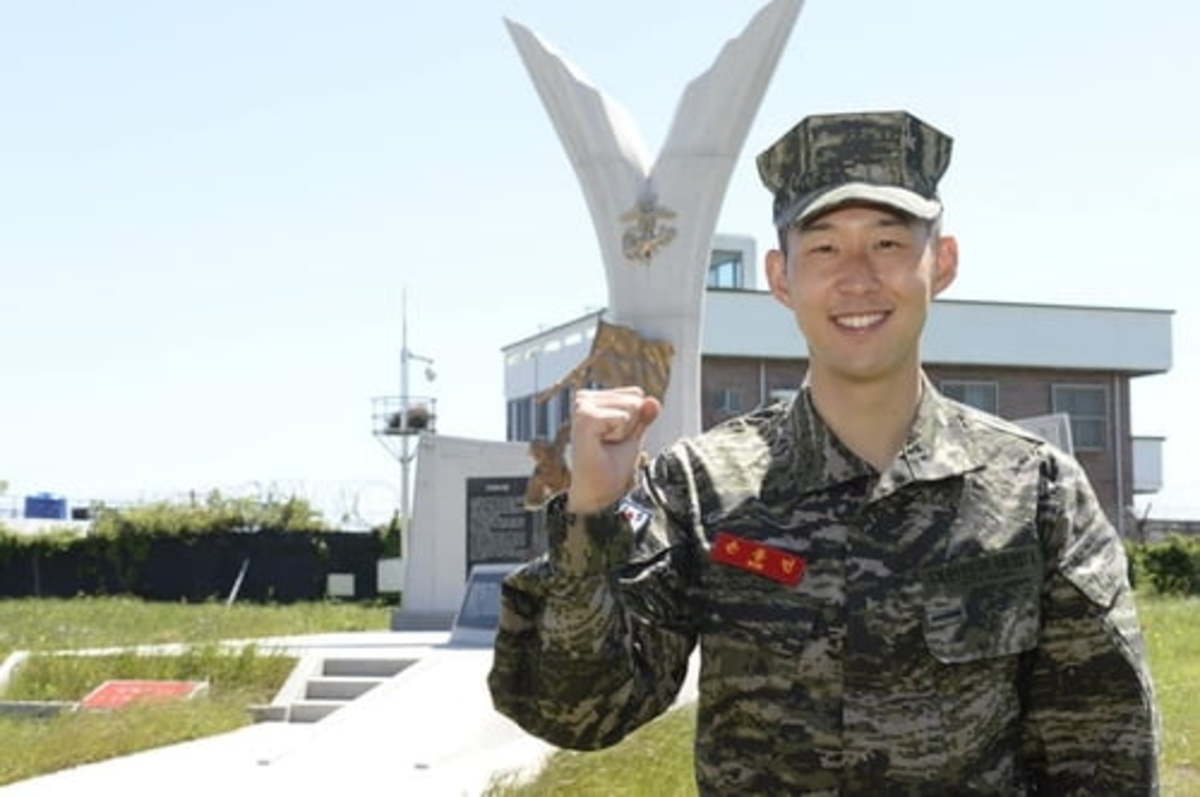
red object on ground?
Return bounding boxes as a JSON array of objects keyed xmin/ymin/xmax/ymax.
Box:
[{"xmin": 81, "ymin": 680, "xmax": 207, "ymax": 710}]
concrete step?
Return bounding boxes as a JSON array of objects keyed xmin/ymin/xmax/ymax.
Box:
[
  {"xmin": 248, "ymin": 703, "xmax": 288, "ymax": 723},
  {"xmin": 304, "ymin": 676, "xmax": 383, "ymax": 701},
  {"xmin": 255, "ymin": 656, "xmax": 418, "ymax": 724},
  {"xmin": 322, "ymin": 657, "xmax": 414, "ymax": 679},
  {"xmin": 288, "ymin": 700, "xmax": 345, "ymax": 723},
  {"xmin": 390, "ymin": 610, "xmax": 455, "ymax": 631}
]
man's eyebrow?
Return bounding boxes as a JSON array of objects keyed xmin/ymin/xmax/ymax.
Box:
[{"xmin": 796, "ymin": 215, "xmax": 910, "ymax": 234}]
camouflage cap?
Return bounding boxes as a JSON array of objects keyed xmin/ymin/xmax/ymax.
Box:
[{"xmin": 757, "ymin": 111, "xmax": 953, "ymax": 228}]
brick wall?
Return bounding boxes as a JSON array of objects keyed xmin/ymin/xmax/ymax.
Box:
[{"xmin": 700, "ymin": 356, "xmax": 1132, "ymax": 532}]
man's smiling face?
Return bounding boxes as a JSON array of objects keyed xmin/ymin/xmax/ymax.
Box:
[{"xmin": 766, "ymin": 202, "xmax": 958, "ymax": 388}]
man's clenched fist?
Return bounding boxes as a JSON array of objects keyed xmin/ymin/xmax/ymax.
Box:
[{"xmin": 566, "ymin": 387, "xmax": 661, "ymax": 514}]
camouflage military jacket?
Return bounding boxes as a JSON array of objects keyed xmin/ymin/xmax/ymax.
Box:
[{"xmin": 489, "ymin": 381, "xmax": 1159, "ymax": 795}]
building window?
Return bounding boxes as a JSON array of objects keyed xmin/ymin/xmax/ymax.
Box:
[
  {"xmin": 713, "ymin": 387, "xmax": 743, "ymax": 415},
  {"xmin": 1052, "ymin": 384, "xmax": 1108, "ymax": 451},
  {"xmin": 770, "ymin": 388, "xmax": 798, "ymax": 404},
  {"xmin": 940, "ymin": 380, "xmax": 999, "ymax": 415},
  {"xmin": 558, "ymin": 387, "xmax": 573, "ymax": 427},
  {"xmin": 508, "ymin": 396, "xmax": 533, "ymax": 442},
  {"xmin": 535, "ymin": 398, "xmax": 550, "ymax": 439},
  {"xmin": 708, "ymin": 249, "xmax": 744, "ymax": 289}
]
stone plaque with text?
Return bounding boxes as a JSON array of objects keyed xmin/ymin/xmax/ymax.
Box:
[{"xmin": 465, "ymin": 477, "xmax": 545, "ymax": 574}]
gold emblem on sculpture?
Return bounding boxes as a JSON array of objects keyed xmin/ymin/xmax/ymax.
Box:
[{"xmin": 620, "ymin": 193, "xmax": 678, "ymax": 263}]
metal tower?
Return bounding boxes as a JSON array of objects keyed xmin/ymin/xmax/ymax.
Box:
[{"xmin": 372, "ymin": 288, "xmax": 436, "ymax": 523}]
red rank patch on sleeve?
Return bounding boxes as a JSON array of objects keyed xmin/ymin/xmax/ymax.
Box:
[{"xmin": 710, "ymin": 532, "xmax": 807, "ymax": 586}]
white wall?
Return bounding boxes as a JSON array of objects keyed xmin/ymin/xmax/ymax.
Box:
[
  {"xmin": 1133, "ymin": 436, "xmax": 1165, "ymax": 494},
  {"xmin": 701, "ymin": 293, "xmax": 1172, "ymax": 374},
  {"xmin": 504, "ymin": 293, "xmax": 1177, "ymax": 401},
  {"xmin": 403, "ymin": 434, "xmax": 533, "ymax": 616},
  {"xmin": 503, "ymin": 312, "xmax": 603, "ymax": 400}
]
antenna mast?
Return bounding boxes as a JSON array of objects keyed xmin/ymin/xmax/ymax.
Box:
[{"xmin": 372, "ymin": 287, "xmax": 436, "ymax": 526}]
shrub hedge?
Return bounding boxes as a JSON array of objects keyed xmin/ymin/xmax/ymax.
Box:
[
  {"xmin": 0, "ymin": 493, "xmax": 382, "ymax": 602},
  {"xmin": 1127, "ymin": 535, "xmax": 1200, "ymax": 596},
  {"xmin": 91, "ymin": 490, "xmax": 328, "ymax": 537}
]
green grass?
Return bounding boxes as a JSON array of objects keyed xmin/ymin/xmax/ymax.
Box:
[
  {"xmin": 0, "ymin": 689, "xmax": 271, "ymax": 785},
  {"xmin": 1140, "ymin": 593, "xmax": 1200, "ymax": 794},
  {"xmin": 3, "ymin": 644, "xmax": 294, "ymax": 703},
  {"xmin": 0, "ymin": 596, "xmax": 388, "ymax": 786},
  {"xmin": 0, "ymin": 595, "xmax": 390, "ymax": 660},
  {"xmin": 0, "ymin": 645, "xmax": 296, "ymax": 786},
  {"xmin": 485, "ymin": 705, "xmax": 697, "ymax": 797},
  {"xmin": 491, "ymin": 594, "xmax": 1199, "ymax": 796}
]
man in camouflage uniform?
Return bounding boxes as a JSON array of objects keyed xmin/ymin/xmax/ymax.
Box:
[{"xmin": 489, "ymin": 111, "xmax": 1159, "ymax": 794}]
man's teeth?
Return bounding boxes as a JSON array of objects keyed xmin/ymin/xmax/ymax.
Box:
[{"xmin": 834, "ymin": 313, "xmax": 886, "ymax": 329}]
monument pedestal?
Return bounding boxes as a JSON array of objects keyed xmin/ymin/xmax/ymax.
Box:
[
  {"xmin": 398, "ymin": 434, "xmax": 540, "ymax": 623},
  {"xmin": 390, "ymin": 609, "xmax": 456, "ymax": 632}
]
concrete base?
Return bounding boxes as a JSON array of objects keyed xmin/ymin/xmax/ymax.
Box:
[
  {"xmin": 0, "ymin": 700, "xmax": 78, "ymax": 718},
  {"xmin": 390, "ymin": 610, "xmax": 455, "ymax": 631}
]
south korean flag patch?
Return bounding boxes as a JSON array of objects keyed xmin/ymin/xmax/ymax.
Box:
[{"xmin": 618, "ymin": 496, "xmax": 653, "ymax": 533}]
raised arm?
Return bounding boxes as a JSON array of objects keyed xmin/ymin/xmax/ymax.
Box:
[{"xmin": 488, "ymin": 388, "xmax": 699, "ymax": 749}]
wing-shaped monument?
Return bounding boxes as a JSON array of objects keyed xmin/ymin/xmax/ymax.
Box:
[{"xmin": 506, "ymin": 0, "xmax": 804, "ymax": 454}]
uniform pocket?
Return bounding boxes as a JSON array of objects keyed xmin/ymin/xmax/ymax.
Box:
[{"xmin": 920, "ymin": 546, "xmax": 1043, "ymax": 663}]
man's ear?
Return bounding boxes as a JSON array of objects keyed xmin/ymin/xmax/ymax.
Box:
[
  {"xmin": 931, "ymin": 235, "xmax": 958, "ymax": 297},
  {"xmin": 766, "ymin": 248, "xmax": 794, "ymax": 309}
]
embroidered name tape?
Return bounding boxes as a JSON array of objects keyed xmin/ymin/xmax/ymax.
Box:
[{"xmin": 711, "ymin": 532, "xmax": 807, "ymax": 586}]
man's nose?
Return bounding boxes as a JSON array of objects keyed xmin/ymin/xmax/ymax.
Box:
[{"xmin": 834, "ymin": 248, "xmax": 881, "ymax": 293}]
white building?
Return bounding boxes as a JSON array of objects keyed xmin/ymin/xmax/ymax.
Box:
[{"xmin": 502, "ymin": 236, "xmax": 1173, "ymax": 535}]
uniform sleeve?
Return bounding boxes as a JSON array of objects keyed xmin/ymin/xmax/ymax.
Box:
[
  {"xmin": 487, "ymin": 447, "xmax": 700, "ymax": 750},
  {"xmin": 1021, "ymin": 451, "xmax": 1160, "ymax": 794}
]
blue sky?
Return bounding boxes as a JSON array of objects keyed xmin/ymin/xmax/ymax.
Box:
[{"xmin": 2, "ymin": 0, "xmax": 1197, "ymax": 524}]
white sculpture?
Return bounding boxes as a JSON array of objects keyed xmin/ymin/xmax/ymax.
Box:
[{"xmin": 505, "ymin": 0, "xmax": 804, "ymax": 454}]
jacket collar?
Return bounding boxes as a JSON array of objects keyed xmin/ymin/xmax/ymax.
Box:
[{"xmin": 787, "ymin": 372, "xmax": 985, "ymax": 501}]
